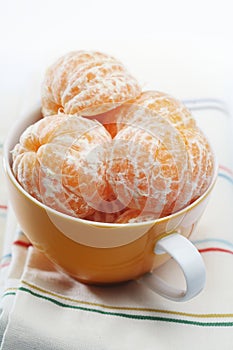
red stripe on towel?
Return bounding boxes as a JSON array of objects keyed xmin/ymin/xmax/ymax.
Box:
[
  {"xmin": 0, "ymin": 262, "xmax": 11, "ymax": 268},
  {"xmin": 199, "ymin": 247, "xmax": 233, "ymax": 255},
  {"xmin": 219, "ymin": 165, "xmax": 233, "ymax": 177},
  {"xmin": 13, "ymin": 240, "xmax": 32, "ymax": 249}
]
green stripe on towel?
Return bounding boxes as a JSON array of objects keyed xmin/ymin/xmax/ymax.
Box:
[{"xmin": 12, "ymin": 287, "xmax": 233, "ymax": 327}]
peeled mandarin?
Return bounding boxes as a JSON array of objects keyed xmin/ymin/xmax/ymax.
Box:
[
  {"xmin": 97, "ymin": 90, "xmax": 196, "ymax": 137},
  {"xmin": 12, "ymin": 115, "xmax": 112, "ymax": 218},
  {"xmin": 41, "ymin": 51, "xmax": 141, "ymax": 117},
  {"xmin": 103, "ymin": 90, "xmax": 214, "ymax": 217},
  {"xmin": 106, "ymin": 113, "xmax": 191, "ymax": 217}
]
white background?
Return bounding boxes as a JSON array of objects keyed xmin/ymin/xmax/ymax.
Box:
[{"xmin": 0, "ymin": 0, "xmax": 233, "ymax": 133}]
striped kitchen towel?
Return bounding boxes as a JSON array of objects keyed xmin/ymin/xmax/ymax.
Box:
[{"xmin": 0, "ymin": 100, "xmax": 233, "ymax": 350}]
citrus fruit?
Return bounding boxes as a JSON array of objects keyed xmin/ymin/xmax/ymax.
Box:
[
  {"xmin": 106, "ymin": 112, "xmax": 191, "ymax": 217},
  {"xmin": 106, "ymin": 108, "xmax": 214, "ymax": 217},
  {"xmin": 103, "ymin": 89, "xmax": 214, "ymax": 217},
  {"xmin": 12, "ymin": 115, "xmax": 112, "ymax": 218},
  {"xmin": 97, "ymin": 90, "xmax": 196, "ymax": 137},
  {"xmin": 41, "ymin": 51, "xmax": 141, "ymax": 117}
]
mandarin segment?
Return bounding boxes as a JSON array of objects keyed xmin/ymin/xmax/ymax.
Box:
[
  {"xmin": 41, "ymin": 51, "xmax": 141, "ymax": 117},
  {"xmin": 181, "ymin": 127, "xmax": 214, "ymax": 201},
  {"xmin": 12, "ymin": 115, "xmax": 112, "ymax": 218},
  {"xmin": 164, "ymin": 127, "xmax": 214, "ymax": 215},
  {"xmin": 12, "ymin": 151, "xmax": 42, "ymax": 201}
]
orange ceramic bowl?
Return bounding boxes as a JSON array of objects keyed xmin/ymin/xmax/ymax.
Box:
[{"xmin": 3, "ymin": 105, "xmax": 218, "ymax": 285}]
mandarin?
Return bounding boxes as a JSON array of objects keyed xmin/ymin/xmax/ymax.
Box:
[
  {"xmin": 15, "ymin": 51, "xmax": 215, "ymax": 222},
  {"xmin": 103, "ymin": 90, "xmax": 214, "ymax": 217},
  {"xmin": 41, "ymin": 51, "xmax": 141, "ymax": 117},
  {"xmin": 97, "ymin": 90, "xmax": 196, "ymax": 137},
  {"xmin": 106, "ymin": 113, "xmax": 191, "ymax": 217},
  {"xmin": 12, "ymin": 115, "xmax": 112, "ymax": 218}
]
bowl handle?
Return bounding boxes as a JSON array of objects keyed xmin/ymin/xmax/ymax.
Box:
[{"xmin": 138, "ymin": 233, "xmax": 206, "ymax": 302}]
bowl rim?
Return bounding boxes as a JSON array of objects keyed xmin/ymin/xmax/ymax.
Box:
[{"xmin": 3, "ymin": 104, "xmax": 219, "ymax": 228}]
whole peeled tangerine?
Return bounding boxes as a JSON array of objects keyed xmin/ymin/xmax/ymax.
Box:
[
  {"xmin": 98, "ymin": 90, "xmax": 196, "ymax": 137},
  {"xmin": 12, "ymin": 115, "xmax": 112, "ymax": 218},
  {"xmin": 106, "ymin": 93, "xmax": 215, "ymax": 217},
  {"xmin": 106, "ymin": 116, "xmax": 190, "ymax": 217},
  {"xmin": 41, "ymin": 50, "xmax": 141, "ymax": 117}
]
